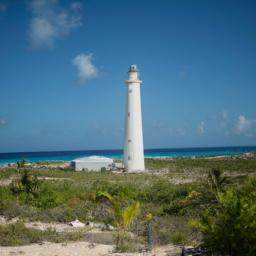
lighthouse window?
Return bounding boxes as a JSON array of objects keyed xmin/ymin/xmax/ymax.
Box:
[
  {"xmin": 128, "ymin": 156, "xmax": 131, "ymax": 160},
  {"xmin": 129, "ymin": 89, "xmax": 132, "ymax": 93},
  {"xmin": 128, "ymin": 112, "xmax": 130, "ymax": 117},
  {"xmin": 128, "ymin": 139, "xmax": 132, "ymax": 143}
]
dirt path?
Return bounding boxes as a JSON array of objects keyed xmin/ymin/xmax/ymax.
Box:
[
  {"xmin": 0, "ymin": 242, "xmax": 181, "ymax": 256},
  {"xmin": 0, "ymin": 241, "xmax": 112, "ymax": 256}
]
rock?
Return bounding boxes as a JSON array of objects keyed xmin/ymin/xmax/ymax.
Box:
[
  {"xmin": 85, "ymin": 221, "xmax": 107, "ymax": 230},
  {"xmin": 93, "ymin": 222, "xmax": 106, "ymax": 229},
  {"xmin": 69, "ymin": 219, "xmax": 85, "ymax": 228},
  {"xmin": 181, "ymin": 246, "xmax": 209, "ymax": 256},
  {"xmin": 86, "ymin": 221, "xmax": 94, "ymax": 228},
  {"xmin": 106, "ymin": 224, "xmax": 114, "ymax": 231}
]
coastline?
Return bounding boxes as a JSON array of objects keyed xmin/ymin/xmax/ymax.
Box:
[{"xmin": 0, "ymin": 151, "xmax": 255, "ymax": 168}]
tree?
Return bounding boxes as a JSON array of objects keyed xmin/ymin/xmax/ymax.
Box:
[{"xmin": 97, "ymin": 191, "xmax": 140, "ymax": 251}]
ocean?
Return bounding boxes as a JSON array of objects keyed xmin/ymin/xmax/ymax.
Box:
[{"xmin": 0, "ymin": 146, "xmax": 256, "ymax": 165}]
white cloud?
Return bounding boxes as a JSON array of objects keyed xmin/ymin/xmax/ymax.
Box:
[
  {"xmin": 222, "ymin": 111, "xmax": 228, "ymax": 120},
  {"xmin": 0, "ymin": 118, "xmax": 7, "ymax": 127},
  {"xmin": 72, "ymin": 53, "xmax": 98, "ymax": 83},
  {"xmin": 216, "ymin": 111, "xmax": 230, "ymax": 135},
  {"xmin": 0, "ymin": 3, "xmax": 6, "ymax": 12},
  {"xmin": 198, "ymin": 121, "xmax": 205, "ymax": 134},
  {"xmin": 29, "ymin": 0, "xmax": 82, "ymax": 48},
  {"xmin": 177, "ymin": 128, "xmax": 186, "ymax": 137},
  {"xmin": 71, "ymin": 2, "xmax": 83, "ymax": 11},
  {"xmin": 235, "ymin": 115, "xmax": 254, "ymax": 135}
]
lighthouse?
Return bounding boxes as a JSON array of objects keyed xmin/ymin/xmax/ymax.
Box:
[{"xmin": 123, "ymin": 65, "xmax": 145, "ymax": 172}]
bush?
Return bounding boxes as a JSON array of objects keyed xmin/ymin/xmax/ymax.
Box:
[
  {"xmin": 93, "ymin": 180, "xmax": 139, "ymax": 200},
  {"xmin": 151, "ymin": 216, "xmax": 192, "ymax": 246},
  {"xmin": 191, "ymin": 178, "xmax": 256, "ymax": 255},
  {"xmin": 0, "ymin": 223, "xmax": 84, "ymax": 246},
  {"xmin": 40, "ymin": 206, "xmax": 74, "ymax": 223},
  {"xmin": 170, "ymin": 232, "xmax": 187, "ymax": 245},
  {"xmin": 140, "ymin": 181, "xmax": 190, "ymax": 205},
  {"xmin": 2, "ymin": 202, "xmax": 38, "ymax": 219},
  {"xmin": 0, "ymin": 187, "xmax": 17, "ymax": 214},
  {"xmin": 113, "ymin": 232, "xmax": 142, "ymax": 253},
  {"xmin": 9, "ymin": 170, "xmax": 40, "ymax": 196},
  {"xmin": 0, "ymin": 222, "xmax": 43, "ymax": 246}
]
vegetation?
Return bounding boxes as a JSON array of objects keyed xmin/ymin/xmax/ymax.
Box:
[
  {"xmin": 0, "ymin": 156, "xmax": 255, "ymax": 253},
  {"xmin": 10, "ymin": 170, "xmax": 40, "ymax": 196},
  {"xmin": 17, "ymin": 160, "xmax": 26, "ymax": 168},
  {"xmin": 191, "ymin": 178, "xmax": 256, "ymax": 256},
  {"xmin": 0, "ymin": 222, "xmax": 83, "ymax": 246},
  {"xmin": 207, "ymin": 168, "xmax": 227, "ymax": 194},
  {"xmin": 97, "ymin": 191, "xmax": 140, "ymax": 252}
]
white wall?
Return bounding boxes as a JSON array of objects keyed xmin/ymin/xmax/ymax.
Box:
[{"xmin": 71, "ymin": 161, "xmax": 113, "ymax": 171}]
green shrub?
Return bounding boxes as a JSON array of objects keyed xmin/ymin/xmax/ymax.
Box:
[
  {"xmin": 191, "ymin": 178, "xmax": 256, "ymax": 255},
  {"xmin": 171, "ymin": 232, "xmax": 187, "ymax": 245},
  {"xmin": 151, "ymin": 216, "xmax": 192, "ymax": 246},
  {"xmin": 2, "ymin": 202, "xmax": 38, "ymax": 219},
  {"xmin": 0, "ymin": 223, "xmax": 84, "ymax": 246},
  {"xmin": 0, "ymin": 222, "xmax": 43, "ymax": 246},
  {"xmin": 9, "ymin": 170, "xmax": 40, "ymax": 196},
  {"xmin": 45, "ymin": 229, "xmax": 83, "ymax": 243},
  {"xmin": 113, "ymin": 232, "xmax": 142, "ymax": 253},
  {"xmin": 93, "ymin": 180, "xmax": 139, "ymax": 200},
  {"xmin": 207, "ymin": 168, "xmax": 227, "ymax": 194},
  {"xmin": 0, "ymin": 168, "xmax": 18, "ymax": 179},
  {"xmin": 0, "ymin": 187, "xmax": 17, "ymax": 214}
]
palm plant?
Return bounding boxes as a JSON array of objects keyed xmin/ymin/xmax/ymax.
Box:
[
  {"xmin": 97, "ymin": 191, "xmax": 140, "ymax": 251},
  {"xmin": 207, "ymin": 168, "xmax": 227, "ymax": 194}
]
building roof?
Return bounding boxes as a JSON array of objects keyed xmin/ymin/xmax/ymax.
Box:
[{"xmin": 71, "ymin": 155, "xmax": 113, "ymax": 163}]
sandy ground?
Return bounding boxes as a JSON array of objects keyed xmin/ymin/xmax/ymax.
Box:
[
  {"xmin": 0, "ymin": 216, "xmax": 110, "ymax": 233},
  {"xmin": 0, "ymin": 242, "xmax": 181, "ymax": 256},
  {"xmin": 0, "ymin": 216, "xmax": 181, "ymax": 256},
  {"xmin": 0, "ymin": 241, "xmax": 113, "ymax": 256}
]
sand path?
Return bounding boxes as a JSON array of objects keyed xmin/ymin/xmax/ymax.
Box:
[{"xmin": 0, "ymin": 242, "xmax": 181, "ymax": 256}]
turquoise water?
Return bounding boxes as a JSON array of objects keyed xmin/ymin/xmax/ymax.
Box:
[{"xmin": 0, "ymin": 146, "xmax": 256, "ymax": 165}]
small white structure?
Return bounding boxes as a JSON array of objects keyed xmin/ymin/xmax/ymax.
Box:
[
  {"xmin": 123, "ymin": 65, "xmax": 145, "ymax": 172},
  {"xmin": 71, "ymin": 156, "xmax": 114, "ymax": 171}
]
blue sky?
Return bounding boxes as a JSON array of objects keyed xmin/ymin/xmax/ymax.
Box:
[{"xmin": 0, "ymin": 0, "xmax": 256, "ymax": 153}]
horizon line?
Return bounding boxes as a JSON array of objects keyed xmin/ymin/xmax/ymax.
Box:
[{"xmin": 1, "ymin": 145, "xmax": 256, "ymax": 155}]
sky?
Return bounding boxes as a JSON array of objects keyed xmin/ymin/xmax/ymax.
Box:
[{"xmin": 0, "ymin": 0, "xmax": 256, "ymax": 153}]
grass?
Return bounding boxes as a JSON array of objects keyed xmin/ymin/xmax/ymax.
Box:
[
  {"xmin": 0, "ymin": 222, "xmax": 43, "ymax": 246},
  {"xmin": 146, "ymin": 157, "xmax": 256, "ymax": 174},
  {"xmin": 0, "ymin": 156, "xmax": 255, "ymax": 248},
  {"xmin": 0, "ymin": 222, "xmax": 84, "ymax": 246}
]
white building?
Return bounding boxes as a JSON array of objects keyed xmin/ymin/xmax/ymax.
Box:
[
  {"xmin": 71, "ymin": 156, "xmax": 114, "ymax": 171},
  {"xmin": 123, "ymin": 65, "xmax": 145, "ymax": 172}
]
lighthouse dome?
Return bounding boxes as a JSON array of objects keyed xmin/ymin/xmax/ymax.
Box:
[{"xmin": 129, "ymin": 65, "xmax": 138, "ymax": 72}]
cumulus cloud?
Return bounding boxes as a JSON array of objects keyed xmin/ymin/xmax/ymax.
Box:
[
  {"xmin": 72, "ymin": 53, "xmax": 98, "ymax": 83},
  {"xmin": 0, "ymin": 3, "xmax": 6, "ymax": 12},
  {"xmin": 29, "ymin": 0, "xmax": 82, "ymax": 48},
  {"xmin": 235, "ymin": 115, "xmax": 255, "ymax": 136},
  {"xmin": 198, "ymin": 121, "xmax": 205, "ymax": 134},
  {"xmin": 0, "ymin": 118, "xmax": 7, "ymax": 127}
]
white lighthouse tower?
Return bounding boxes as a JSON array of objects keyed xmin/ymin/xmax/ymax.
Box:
[{"xmin": 123, "ymin": 65, "xmax": 145, "ymax": 172}]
